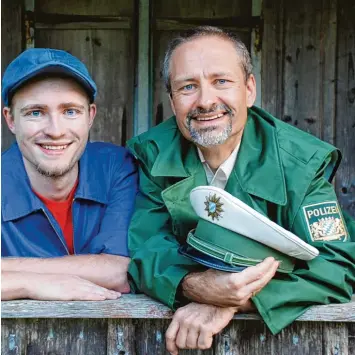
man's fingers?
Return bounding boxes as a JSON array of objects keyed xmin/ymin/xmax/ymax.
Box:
[
  {"xmin": 239, "ymin": 259, "xmax": 279, "ymax": 298},
  {"xmin": 73, "ymin": 281, "xmax": 121, "ymax": 301},
  {"xmin": 185, "ymin": 324, "xmax": 199, "ymax": 349},
  {"xmin": 102, "ymin": 290, "xmax": 121, "ymax": 300},
  {"xmin": 235, "ymin": 258, "xmax": 278, "ymax": 285},
  {"xmin": 175, "ymin": 322, "xmax": 189, "ymax": 349},
  {"xmin": 197, "ymin": 329, "xmax": 213, "ymax": 350},
  {"xmin": 165, "ymin": 318, "xmax": 180, "ymax": 355}
]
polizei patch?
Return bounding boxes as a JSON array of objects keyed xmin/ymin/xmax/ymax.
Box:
[{"xmin": 303, "ymin": 201, "xmax": 348, "ymax": 242}]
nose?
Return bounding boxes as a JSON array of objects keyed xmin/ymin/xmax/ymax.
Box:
[
  {"xmin": 196, "ymin": 83, "xmax": 218, "ymax": 111},
  {"xmin": 43, "ymin": 115, "xmax": 66, "ymax": 138}
]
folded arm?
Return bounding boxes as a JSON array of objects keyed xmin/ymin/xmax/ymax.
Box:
[
  {"xmin": 2, "ymin": 253, "xmax": 130, "ymax": 292},
  {"xmin": 2, "ymin": 270, "xmax": 121, "ymax": 301}
]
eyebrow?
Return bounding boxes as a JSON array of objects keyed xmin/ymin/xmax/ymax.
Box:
[
  {"xmin": 58, "ymin": 103, "xmax": 86, "ymax": 110},
  {"xmin": 20, "ymin": 104, "xmax": 48, "ymax": 114},
  {"xmin": 19, "ymin": 102, "xmax": 86, "ymax": 114},
  {"xmin": 173, "ymin": 72, "xmax": 234, "ymax": 85}
]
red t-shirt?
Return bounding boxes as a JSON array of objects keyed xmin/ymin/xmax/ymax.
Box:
[{"xmin": 34, "ymin": 180, "xmax": 79, "ymax": 255}]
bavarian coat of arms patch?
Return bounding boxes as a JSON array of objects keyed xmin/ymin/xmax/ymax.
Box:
[{"xmin": 303, "ymin": 201, "xmax": 349, "ymax": 242}]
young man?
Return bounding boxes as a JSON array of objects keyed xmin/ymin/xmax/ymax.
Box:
[
  {"xmin": 2, "ymin": 48, "xmax": 138, "ymax": 301},
  {"xmin": 127, "ymin": 26, "xmax": 355, "ymax": 353}
]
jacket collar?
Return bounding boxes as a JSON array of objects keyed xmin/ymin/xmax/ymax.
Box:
[
  {"xmin": 2, "ymin": 143, "xmax": 107, "ymax": 222},
  {"xmin": 233, "ymin": 108, "xmax": 287, "ymax": 205},
  {"xmin": 151, "ymin": 132, "xmax": 190, "ymax": 178},
  {"xmin": 148, "ymin": 107, "xmax": 287, "ymax": 206}
]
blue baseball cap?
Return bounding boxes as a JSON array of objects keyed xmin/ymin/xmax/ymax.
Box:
[{"xmin": 2, "ymin": 48, "xmax": 97, "ymax": 106}]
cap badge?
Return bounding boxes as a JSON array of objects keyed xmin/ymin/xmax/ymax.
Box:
[{"xmin": 204, "ymin": 194, "xmax": 224, "ymax": 221}]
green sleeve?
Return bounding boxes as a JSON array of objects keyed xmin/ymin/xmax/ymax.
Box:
[
  {"xmin": 127, "ymin": 144, "xmax": 200, "ymax": 309},
  {"xmin": 253, "ymin": 157, "xmax": 355, "ymax": 334}
]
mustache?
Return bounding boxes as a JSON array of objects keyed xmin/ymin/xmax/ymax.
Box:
[{"xmin": 186, "ymin": 104, "xmax": 233, "ymax": 122}]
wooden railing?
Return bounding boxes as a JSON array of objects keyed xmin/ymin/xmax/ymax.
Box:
[{"xmin": 2, "ymin": 295, "xmax": 355, "ymax": 354}]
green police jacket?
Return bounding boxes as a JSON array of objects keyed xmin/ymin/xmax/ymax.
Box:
[{"xmin": 127, "ymin": 106, "xmax": 355, "ymax": 334}]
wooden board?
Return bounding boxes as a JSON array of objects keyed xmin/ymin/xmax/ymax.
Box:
[
  {"xmin": 261, "ymin": 0, "xmax": 284, "ymax": 118},
  {"xmin": 283, "ymin": 0, "xmax": 324, "ymax": 137},
  {"xmin": 1, "ymin": 0, "xmax": 23, "ymax": 151},
  {"xmin": 335, "ymin": 0, "xmax": 355, "ymax": 217},
  {"xmin": 2, "ymin": 295, "xmax": 355, "ymax": 321},
  {"xmin": 1, "ymin": 318, "xmax": 108, "ymax": 355},
  {"xmin": 2, "ymin": 317, "xmax": 353, "ymax": 355},
  {"xmin": 35, "ymin": 28, "xmax": 134, "ymax": 145},
  {"xmin": 36, "ymin": 0, "xmax": 134, "ymax": 16},
  {"xmin": 154, "ymin": 0, "xmax": 250, "ymax": 19}
]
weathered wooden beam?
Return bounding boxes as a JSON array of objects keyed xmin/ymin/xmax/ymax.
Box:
[
  {"xmin": 2, "ymin": 294, "xmax": 355, "ymax": 322},
  {"xmin": 35, "ymin": 20, "xmax": 131, "ymax": 30},
  {"xmin": 1, "ymin": 0, "xmax": 23, "ymax": 151},
  {"xmin": 155, "ymin": 17, "xmax": 261, "ymax": 32},
  {"xmin": 133, "ymin": 0, "xmax": 152, "ymax": 135},
  {"xmin": 25, "ymin": 0, "xmax": 35, "ymax": 48},
  {"xmin": 251, "ymin": 0, "xmax": 262, "ymax": 107}
]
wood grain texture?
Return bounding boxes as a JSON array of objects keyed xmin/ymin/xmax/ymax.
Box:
[
  {"xmin": 154, "ymin": 0, "xmax": 250, "ymax": 19},
  {"xmin": 335, "ymin": 0, "xmax": 355, "ymax": 217},
  {"xmin": 1, "ymin": 0, "xmax": 23, "ymax": 151},
  {"xmin": 320, "ymin": 0, "xmax": 337, "ymax": 145},
  {"xmin": 36, "ymin": 0, "xmax": 134, "ymax": 17},
  {"xmin": 261, "ymin": 0, "xmax": 284, "ymax": 118},
  {"xmin": 1, "ymin": 318, "xmax": 108, "ymax": 355},
  {"xmin": 2, "ymin": 295, "xmax": 355, "ymax": 322},
  {"xmin": 348, "ymin": 323, "xmax": 355, "ymax": 355},
  {"xmin": 107, "ymin": 319, "xmax": 136, "ymax": 355},
  {"xmin": 282, "ymin": 0, "xmax": 324, "ymax": 137},
  {"xmin": 280, "ymin": 321, "xmax": 324, "ymax": 355},
  {"xmin": 323, "ymin": 322, "xmax": 349, "ymax": 355},
  {"xmin": 2, "ymin": 318, "xmax": 353, "ymax": 355}
]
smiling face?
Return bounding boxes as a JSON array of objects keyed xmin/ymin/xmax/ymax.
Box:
[
  {"xmin": 169, "ymin": 35, "xmax": 256, "ymax": 149},
  {"xmin": 3, "ymin": 77, "xmax": 96, "ymax": 179}
]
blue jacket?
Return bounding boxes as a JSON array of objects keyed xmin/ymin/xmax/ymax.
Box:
[{"xmin": 2, "ymin": 142, "xmax": 138, "ymax": 257}]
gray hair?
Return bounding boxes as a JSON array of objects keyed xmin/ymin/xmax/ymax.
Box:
[{"xmin": 162, "ymin": 26, "xmax": 253, "ymax": 94}]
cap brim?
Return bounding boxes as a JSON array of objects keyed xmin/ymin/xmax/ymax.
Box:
[
  {"xmin": 8, "ymin": 65, "xmax": 96, "ymax": 103},
  {"xmin": 179, "ymin": 244, "xmax": 247, "ymax": 273}
]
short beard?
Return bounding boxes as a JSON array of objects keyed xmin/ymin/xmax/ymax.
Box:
[
  {"xmin": 36, "ymin": 162, "xmax": 75, "ymax": 179},
  {"xmin": 187, "ymin": 105, "xmax": 233, "ymax": 147}
]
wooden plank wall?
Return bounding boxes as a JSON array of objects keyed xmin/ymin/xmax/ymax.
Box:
[
  {"xmin": 2, "ymin": 295, "xmax": 354, "ymax": 354},
  {"xmin": 1, "ymin": 0, "xmax": 23, "ymax": 150},
  {"xmin": 1, "ymin": 318, "xmax": 354, "ymax": 354},
  {"xmin": 335, "ymin": 0, "xmax": 355, "ymax": 217},
  {"xmin": 1, "ymin": 0, "xmax": 354, "ymax": 216},
  {"xmin": 262, "ymin": 0, "xmax": 355, "ymax": 217}
]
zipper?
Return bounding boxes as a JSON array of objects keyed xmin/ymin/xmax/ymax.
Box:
[{"xmin": 41, "ymin": 208, "xmax": 70, "ymax": 255}]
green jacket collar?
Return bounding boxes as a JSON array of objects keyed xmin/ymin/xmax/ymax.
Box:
[{"xmin": 142, "ymin": 107, "xmax": 287, "ymax": 206}]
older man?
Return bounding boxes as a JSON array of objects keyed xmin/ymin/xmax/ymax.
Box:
[
  {"xmin": 2, "ymin": 48, "xmax": 138, "ymax": 301},
  {"xmin": 127, "ymin": 26, "xmax": 355, "ymax": 353}
]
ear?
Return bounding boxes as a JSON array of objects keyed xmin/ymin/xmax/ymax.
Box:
[
  {"xmin": 245, "ymin": 74, "xmax": 257, "ymax": 108},
  {"xmin": 3, "ymin": 107, "xmax": 16, "ymax": 134},
  {"xmin": 88, "ymin": 103, "xmax": 97, "ymax": 128},
  {"xmin": 169, "ymin": 93, "xmax": 177, "ymax": 115}
]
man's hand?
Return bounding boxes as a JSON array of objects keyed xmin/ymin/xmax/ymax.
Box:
[
  {"xmin": 2, "ymin": 271, "xmax": 121, "ymax": 301},
  {"xmin": 166, "ymin": 303, "xmax": 236, "ymax": 355},
  {"xmin": 182, "ymin": 257, "xmax": 279, "ymax": 307}
]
